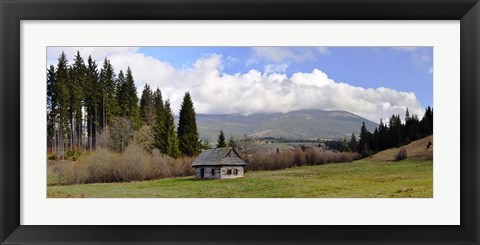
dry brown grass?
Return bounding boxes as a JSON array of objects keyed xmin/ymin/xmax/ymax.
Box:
[
  {"xmin": 367, "ymin": 135, "xmax": 433, "ymax": 162},
  {"xmin": 54, "ymin": 143, "xmax": 195, "ymax": 185}
]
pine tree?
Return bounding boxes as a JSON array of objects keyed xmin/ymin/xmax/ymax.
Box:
[
  {"xmin": 153, "ymin": 88, "xmax": 164, "ymax": 124},
  {"xmin": 55, "ymin": 52, "xmax": 71, "ymax": 160},
  {"xmin": 357, "ymin": 122, "xmax": 371, "ymax": 156},
  {"xmin": 388, "ymin": 114, "xmax": 403, "ymax": 147},
  {"xmin": 177, "ymin": 92, "xmax": 200, "ymax": 156},
  {"xmin": 84, "ymin": 56, "xmax": 99, "ymax": 150},
  {"xmin": 378, "ymin": 119, "xmax": 388, "ymax": 151},
  {"xmin": 420, "ymin": 106, "xmax": 433, "ymax": 136},
  {"xmin": 98, "ymin": 58, "xmax": 117, "ymax": 132},
  {"xmin": 140, "ymin": 84, "xmax": 155, "ymax": 126},
  {"xmin": 70, "ymin": 51, "xmax": 86, "ymax": 154},
  {"xmin": 217, "ymin": 130, "xmax": 226, "ymax": 148},
  {"xmin": 124, "ymin": 67, "xmax": 141, "ymax": 129},
  {"xmin": 116, "ymin": 70, "xmax": 126, "ymax": 115},
  {"xmin": 405, "ymin": 108, "xmax": 421, "ymax": 143},
  {"xmin": 47, "ymin": 65, "xmax": 57, "ymax": 154},
  {"xmin": 153, "ymin": 88, "xmax": 165, "ymax": 150},
  {"xmin": 157, "ymin": 100, "xmax": 180, "ymax": 158},
  {"xmin": 348, "ymin": 133, "xmax": 357, "ymax": 153},
  {"xmin": 372, "ymin": 128, "xmax": 380, "ymax": 152}
]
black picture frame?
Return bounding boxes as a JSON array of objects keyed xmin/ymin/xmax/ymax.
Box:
[{"xmin": 1, "ymin": 0, "xmax": 479, "ymax": 244}]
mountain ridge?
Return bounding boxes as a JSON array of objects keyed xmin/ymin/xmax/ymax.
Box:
[{"xmin": 182, "ymin": 109, "xmax": 379, "ymax": 142}]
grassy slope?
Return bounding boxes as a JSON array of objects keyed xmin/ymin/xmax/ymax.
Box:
[
  {"xmin": 48, "ymin": 158, "xmax": 432, "ymax": 198},
  {"xmin": 367, "ymin": 135, "xmax": 433, "ymax": 162}
]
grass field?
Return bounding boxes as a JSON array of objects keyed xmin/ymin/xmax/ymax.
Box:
[{"xmin": 48, "ymin": 158, "xmax": 432, "ymax": 198}]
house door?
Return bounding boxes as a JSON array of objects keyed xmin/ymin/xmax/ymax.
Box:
[{"xmin": 200, "ymin": 168, "xmax": 204, "ymax": 178}]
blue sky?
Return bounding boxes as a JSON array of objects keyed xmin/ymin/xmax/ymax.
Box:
[{"xmin": 47, "ymin": 47, "xmax": 432, "ymax": 123}]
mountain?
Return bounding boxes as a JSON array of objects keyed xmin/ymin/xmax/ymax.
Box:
[{"xmin": 188, "ymin": 109, "xmax": 378, "ymax": 143}]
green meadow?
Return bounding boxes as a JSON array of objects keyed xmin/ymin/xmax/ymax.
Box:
[{"xmin": 48, "ymin": 159, "xmax": 432, "ymax": 198}]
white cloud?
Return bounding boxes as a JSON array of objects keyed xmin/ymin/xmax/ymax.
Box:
[{"xmin": 46, "ymin": 48, "xmax": 424, "ymax": 123}]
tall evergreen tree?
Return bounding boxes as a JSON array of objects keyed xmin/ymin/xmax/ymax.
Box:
[
  {"xmin": 357, "ymin": 122, "xmax": 371, "ymax": 156},
  {"xmin": 372, "ymin": 128, "xmax": 380, "ymax": 152},
  {"xmin": 153, "ymin": 88, "xmax": 164, "ymax": 124},
  {"xmin": 388, "ymin": 114, "xmax": 403, "ymax": 147},
  {"xmin": 116, "ymin": 69, "xmax": 126, "ymax": 114},
  {"xmin": 157, "ymin": 100, "xmax": 180, "ymax": 158},
  {"xmin": 70, "ymin": 51, "xmax": 86, "ymax": 153},
  {"xmin": 84, "ymin": 55, "xmax": 99, "ymax": 150},
  {"xmin": 378, "ymin": 119, "xmax": 388, "ymax": 151},
  {"xmin": 123, "ymin": 67, "xmax": 141, "ymax": 129},
  {"xmin": 217, "ymin": 130, "xmax": 226, "ymax": 148},
  {"xmin": 153, "ymin": 88, "xmax": 165, "ymax": 150},
  {"xmin": 47, "ymin": 65, "xmax": 58, "ymax": 150},
  {"xmin": 420, "ymin": 106, "xmax": 433, "ymax": 136},
  {"xmin": 177, "ymin": 92, "xmax": 200, "ymax": 156},
  {"xmin": 98, "ymin": 58, "xmax": 117, "ymax": 131},
  {"xmin": 47, "ymin": 65, "xmax": 57, "ymax": 153},
  {"xmin": 55, "ymin": 52, "xmax": 71, "ymax": 159},
  {"xmin": 405, "ymin": 108, "xmax": 421, "ymax": 143},
  {"xmin": 140, "ymin": 84, "xmax": 155, "ymax": 126}
]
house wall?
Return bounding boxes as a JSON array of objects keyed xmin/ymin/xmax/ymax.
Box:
[
  {"xmin": 220, "ymin": 166, "xmax": 244, "ymax": 179},
  {"xmin": 194, "ymin": 166, "xmax": 245, "ymax": 179},
  {"xmin": 195, "ymin": 166, "xmax": 221, "ymax": 179}
]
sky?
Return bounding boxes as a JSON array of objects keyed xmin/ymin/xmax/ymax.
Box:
[{"xmin": 46, "ymin": 47, "xmax": 433, "ymax": 123}]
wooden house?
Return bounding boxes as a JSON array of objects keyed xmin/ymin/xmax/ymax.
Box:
[{"xmin": 191, "ymin": 147, "xmax": 246, "ymax": 179}]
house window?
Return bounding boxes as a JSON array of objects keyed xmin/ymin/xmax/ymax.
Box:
[
  {"xmin": 211, "ymin": 168, "xmax": 215, "ymax": 176},
  {"xmin": 227, "ymin": 169, "xmax": 232, "ymax": 175},
  {"xmin": 233, "ymin": 169, "xmax": 238, "ymax": 175}
]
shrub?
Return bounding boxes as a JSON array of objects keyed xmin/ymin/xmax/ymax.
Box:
[
  {"xmin": 150, "ymin": 149, "xmax": 171, "ymax": 178},
  {"xmin": 243, "ymin": 148, "xmax": 360, "ymax": 172},
  {"xmin": 56, "ymin": 142, "xmax": 197, "ymax": 185},
  {"xmin": 293, "ymin": 149, "xmax": 306, "ymax": 166},
  {"xmin": 395, "ymin": 147, "xmax": 408, "ymax": 161},
  {"xmin": 85, "ymin": 148, "xmax": 118, "ymax": 183},
  {"xmin": 304, "ymin": 148, "xmax": 325, "ymax": 165},
  {"xmin": 62, "ymin": 160, "xmax": 89, "ymax": 184},
  {"xmin": 115, "ymin": 143, "xmax": 150, "ymax": 181}
]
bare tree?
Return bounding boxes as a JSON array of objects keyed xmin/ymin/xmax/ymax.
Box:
[{"xmin": 110, "ymin": 117, "xmax": 135, "ymax": 153}]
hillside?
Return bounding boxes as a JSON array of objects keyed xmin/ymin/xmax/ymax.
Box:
[
  {"xmin": 190, "ymin": 109, "xmax": 378, "ymax": 142},
  {"xmin": 367, "ymin": 135, "xmax": 433, "ymax": 162}
]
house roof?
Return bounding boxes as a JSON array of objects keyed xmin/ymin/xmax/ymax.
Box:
[{"xmin": 191, "ymin": 147, "xmax": 246, "ymax": 167}]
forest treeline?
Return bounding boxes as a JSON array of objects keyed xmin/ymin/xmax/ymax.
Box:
[
  {"xmin": 47, "ymin": 51, "xmax": 201, "ymax": 160},
  {"xmin": 341, "ymin": 107, "xmax": 433, "ymax": 157}
]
